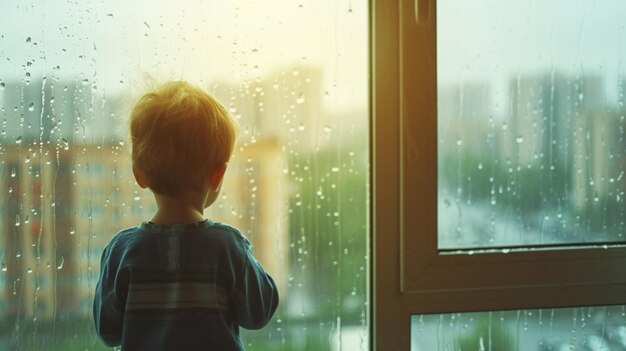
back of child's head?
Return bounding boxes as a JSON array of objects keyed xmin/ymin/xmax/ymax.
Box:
[{"xmin": 130, "ymin": 81, "xmax": 237, "ymax": 196}]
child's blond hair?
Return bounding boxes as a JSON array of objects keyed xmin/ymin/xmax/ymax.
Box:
[{"xmin": 130, "ymin": 81, "xmax": 237, "ymax": 196}]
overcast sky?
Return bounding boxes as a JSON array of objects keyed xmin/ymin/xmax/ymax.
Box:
[
  {"xmin": 439, "ymin": 0, "xmax": 626, "ymax": 105},
  {"xmin": 0, "ymin": 0, "xmax": 368, "ymax": 112},
  {"xmin": 3, "ymin": 1, "xmax": 625, "ymax": 111}
]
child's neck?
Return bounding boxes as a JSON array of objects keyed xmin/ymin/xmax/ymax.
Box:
[{"xmin": 150, "ymin": 192, "xmax": 205, "ymax": 225}]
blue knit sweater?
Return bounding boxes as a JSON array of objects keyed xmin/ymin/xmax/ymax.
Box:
[{"xmin": 93, "ymin": 220, "xmax": 279, "ymax": 350}]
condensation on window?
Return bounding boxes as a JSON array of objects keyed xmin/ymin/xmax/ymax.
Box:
[
  {"xmin": 438, "ymin": 0, "xmax": 626, "ymax": 250},
  {"xmin": 412, "ymin": 306, "xmax": 626, "ymax": 351},
  {"xmin": 0, "ymin": 1, "xmax": 368, "ymax": 350}
]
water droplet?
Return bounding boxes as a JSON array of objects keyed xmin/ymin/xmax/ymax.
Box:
[
  {"xmin": 272, "ymin": 83, "xmax": 279, "ymax": 90},
  {"xmin": 296, "ymin": 94, "xmax": 305, "ymax": 104},
  {"xmin": 27, "ymin": 268, "xmax": 33, "ymax": 274},
  {"xmin": 323, "ymin": 125, "xmax": 332, "ymax": 132},
  {"xmin": 331, "ymin": 167, "xmax": 339, "ymax": 172},
  {"xmin": 134, "ymin": 196, "xmax": 141, "ymax": 201},
  {"xmin": 16, "ymin": 252, "xmax": 21, "ymax": 258},
  {"xmin": 516, "ymin": 137, "xmax": 524, "ymax": 144},
  {"xmin": 0, "ymin": 81, "xmax": 5, "ymax": 90},
  {"xmin": 61, "ymin": 138, "xmax": 69, "ymax": 150},
  {"xmin": 15, "ymin": 136, "xmax": 22, "ymax": 144},
  {"xmin": 292, "ymin": 70, "xmax": 300, "ymax": 76},
  {"xmin": 1, "ymin": 263, "xmax": 7, "ymax": 272},
  {"xmin": 26, "ymin": 37, "xmax": 31, "ymax": 43},
  {"xmin": 10, "ymin": 168, "xmax": 16, "ymax": 177},
  {"xmin": 69, "ymin": 228, "xmax": 75, "ymax": 235},
  {"xmin": 57, "ymin": 256, "xmax": 64, "ymax": 270},
  {"xmin": 28, "ymin": 102, "xmax": 35, "ymax": 112},
  {"xmin": 82, "ymin": 78, "xmax": 89, "ymax": 85}
]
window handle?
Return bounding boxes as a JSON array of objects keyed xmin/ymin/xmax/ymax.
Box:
[{"xmin": 414, "ymin": 0, "xmax": 431, "ymax": 25}]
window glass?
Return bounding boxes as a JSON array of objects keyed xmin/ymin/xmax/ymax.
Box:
[
  {"xmin": 438, "ymin": 0, "xmax": 626, "ymax": 249},
  {"xmin": 0, "ymin": 1, "xmax": 368, "ymax": 350},
  {"xmin": 412, "ymin": 306, "xmax": 626, "ymax": 350}
]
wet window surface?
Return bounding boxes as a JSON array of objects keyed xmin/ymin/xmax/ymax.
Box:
[
  {"xmin": 0, "ymin": 1, "xmax": 368, "ymax": 350},
  {"xmin": 438, "ymin": 0, "xmax": 626, "ymax": 250}
]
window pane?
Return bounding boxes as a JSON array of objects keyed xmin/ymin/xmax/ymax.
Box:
[
  {"xmin": 0, "ymin": 1, "xmax": 368, "ymax": 350},
  {"xmin": 438, "ymin": 0, "xmax": 626, "ymax": 249},
  {"xmin": 412, "ymin": 306, "xmax": 626, "ymax": 351}
]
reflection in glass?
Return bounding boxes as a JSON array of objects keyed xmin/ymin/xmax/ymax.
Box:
[
  {"xmin": 438, "ymin": 0, "xmax": 626, "ymax": 249},
  {"xmin": 0, "ymin": 1, "xmax": 368, "ymax": 350}
]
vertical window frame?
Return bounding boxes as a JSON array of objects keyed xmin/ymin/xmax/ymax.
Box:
[{"xmin": 372, "ymin": 0, "xmax": 626, "ymax": 349}]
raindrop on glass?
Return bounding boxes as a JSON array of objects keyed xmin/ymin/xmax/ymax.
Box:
[
  {"xmin": 57, "ymin": 256, "xmax": 65, "ymax": 270},
  {"xmin": 28, "ymin": 102, "xmax": 35, "ymax": 112},
  {"xmin": 1, "ymin": 262, "xmax": 7, "ymax": 272},
  {"xmin": 296, "ymin": 94, "xmax": 305, "ymax": 104},
  {"xmin": 15, "ymin": 136, "xmax": 22, "ymax": 144}
]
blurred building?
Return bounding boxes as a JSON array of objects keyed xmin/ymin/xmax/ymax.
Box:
[
  {"xmin": 1, "ymin": 146, "xmax": 75, "ymax": 319},
  {"xmin": 505, "ymin": 74, "xmax": 605, "ymax": 169},
  {"xmin": 213, "ymin": 65, "xmax": 328, "ymax": 152},
  {"xmin": 438, "ymin": 82, "xmax": 493, "ymax": 156},
  {"xmin": 571, "ymin": 111, "xmax": 626, "ymax": 212}
]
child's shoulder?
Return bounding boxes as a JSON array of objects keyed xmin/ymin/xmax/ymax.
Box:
[
  {"xmin": 205, "ymin": 221, "xmax": 251, "ymax": 248},
  {"xmin": 105, "ymin": 226, "xmax": 143, "ymax": 250}
]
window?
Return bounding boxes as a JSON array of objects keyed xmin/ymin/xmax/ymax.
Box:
[
  {"xmin": 373, "ymin": 0, "xmax": 626, "ymax": 350},
  {"xmin": 0, "ymin": 1, "xmax": 368, "ymax": 350}
]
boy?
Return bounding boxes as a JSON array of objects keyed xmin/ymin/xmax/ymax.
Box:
[{"xmin": 93, "ymin": 81, "xmax": 279, "ymax": 350}]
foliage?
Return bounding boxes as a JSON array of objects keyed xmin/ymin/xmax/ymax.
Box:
[
  {"xmin": 455, "ymin": 316, "xmax": 515, "ymax": 351},
  {"xmin": 286, "ymin": 136, "xmax": 368, "ymax": 324}
]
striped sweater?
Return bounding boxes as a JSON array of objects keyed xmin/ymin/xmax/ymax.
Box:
[{"xmin": 93, "ymin": 220, "xmax": 279, "ymax": 350}]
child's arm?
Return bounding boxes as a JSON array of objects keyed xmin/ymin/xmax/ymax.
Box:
[
  {"xmin": 231, "ymin": 236, "xmax": 280, "ymax": 330},
  {"xmin": 93, "ymin": 242, "xmax": 127, "ymax": 346}
]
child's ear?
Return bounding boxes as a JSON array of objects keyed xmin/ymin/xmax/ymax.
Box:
[
  {"xmin": 209, "ymin": 162, "xmax": 228, "ymax": 192},
  {"xmin": 132, "ymin": 165, "xmax": 149, "ymax": 189}
]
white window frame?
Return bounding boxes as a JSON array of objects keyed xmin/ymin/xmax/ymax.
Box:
[{"xmin": 372, "ymin": 0, "xmax": 626, "ymax": 349}]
